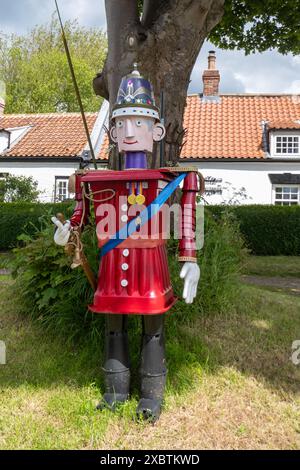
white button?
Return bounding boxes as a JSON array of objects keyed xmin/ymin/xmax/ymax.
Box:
[
  {"xmin": 122, "ymin": 263, "xmax": 129, "ymax": 271},
  {"xmin": 121, "ymin": 279, "xmax": 128, "ymax": 287},
  {"xmin": 121, "ymin": 215, "xmax": 128, "ymax": 222},
  {"xmin": 121, "ymin": 204, "xmax": 128, "ymax": 212},
  {"xmin": 123, "ymin": 249, "xmax": 129, "ymax": 257}
]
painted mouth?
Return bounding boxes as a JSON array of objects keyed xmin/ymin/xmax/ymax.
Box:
[{"xmin": 123, "ymin": 140, "xmax": 138, "ymax": 145}]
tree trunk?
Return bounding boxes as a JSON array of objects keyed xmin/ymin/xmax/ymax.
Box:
[{"xmin": 94, "ymin": 0, "xmax": 225, "ymax": 169}]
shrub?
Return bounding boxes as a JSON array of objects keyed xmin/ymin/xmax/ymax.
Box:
[
  {"xmin": 0, "ymin": 202, "xmax": 74, "ymax": 250},
  {"xmin": 10, "ymin": 209, "xmax": 246, "ymax": 344},
  {"xmin": 11, "ymin": 216, "xmax": 103, "ymax": 345},
  {"xmin": 206, "ymin": 205, "xmax": 300, "ymax": 256}
]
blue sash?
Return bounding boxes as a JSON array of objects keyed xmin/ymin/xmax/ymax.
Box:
[{"xmin": 101, "ymin": 172, "xmax": 187, "ymax": 256}]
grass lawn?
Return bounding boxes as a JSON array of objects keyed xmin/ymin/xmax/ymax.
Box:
[
  {"xmin": 1, "ymin": 258, "xmax": 300, "ymax": 450},
  {"xmin": 243, "ymin": 256, "xmax": 300, "ymax": 278}
]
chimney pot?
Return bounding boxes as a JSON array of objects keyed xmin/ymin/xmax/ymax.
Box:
[
  {"xmin": 202, "ymin": 51, "xmax": 220, "ymax": 97},
  {"xmin": 208, "ymin": 50, "xmax": 216, "ymax": 70}
]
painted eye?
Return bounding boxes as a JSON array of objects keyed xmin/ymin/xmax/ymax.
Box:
[
  {"xmin": 117, "ymin": 121, "xmax": 124, "ymax": 128},
  {"xmin": 136, "ymin": 120, "xmax": 142, "ymax": 127}
]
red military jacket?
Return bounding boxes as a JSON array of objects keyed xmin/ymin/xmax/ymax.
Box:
[{"xmin": 69, "ymin": 168, "xmax": 203, "ymax": 315}]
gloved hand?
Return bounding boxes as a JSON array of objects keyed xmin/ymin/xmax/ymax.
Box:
[
  {"xmin": 51, "ymin": 217, "xmax": 71, "ymax": 246},
  {"xmin": 180, "ymin": 262, "xmax": 200, "ymax": 304}
]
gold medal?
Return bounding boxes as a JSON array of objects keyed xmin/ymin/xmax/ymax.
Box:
[
  {"xmin": 135, "ymin": 194, "xmax": 146, "ymax": 205},
  {"xmin": 128, "ymin": 194, "xmax": 136, "ymax": 205}
]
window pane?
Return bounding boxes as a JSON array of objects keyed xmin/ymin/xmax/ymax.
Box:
[
  {"xmin": 291, "ymin": 188, "xmax": 298, "ymax": 193},
  {"xmin": 56, "ymin": 179, "xmax": 68, "ymax": 202}
]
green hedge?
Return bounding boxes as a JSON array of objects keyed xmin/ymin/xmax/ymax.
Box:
[
  {"xmin": 0, "ymin": 202, "xmax": 74, "ymax": 250},
  {"xmin": 1, "ymin": 202, "xmax": 300, "ymax": 255},
  {"xmin": 206, "ymin": 205, "xmax": 300, "ymax": 256}
]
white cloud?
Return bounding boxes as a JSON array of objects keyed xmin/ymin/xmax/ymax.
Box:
[{"xmin": 189, "ymin": 41, "xmax": 300, "ymax": 95}]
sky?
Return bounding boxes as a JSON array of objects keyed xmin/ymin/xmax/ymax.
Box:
[{"xmin": 1, "ymin": 0, "xmax": 300, "ymax": 96}]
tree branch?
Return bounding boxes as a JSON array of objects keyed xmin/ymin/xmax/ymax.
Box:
[
  {"xmin": 94, "ymin": 0, "xmax": 140, "ymax": 100},
  {"xmin": 93, "ymin": 58, "xmax": 109, "ymax": 99}
]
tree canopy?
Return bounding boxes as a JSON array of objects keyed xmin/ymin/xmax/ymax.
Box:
[
  {"xmin": 211, "ymin": 0, "xmax": 300, "ymax": 55},
  {"xmin": 0, "ymin": 16, "xmax": 107, "ymax": 113},
  {"xmin": 0, "ymin": 174, "xmax": 40, "ymax": 202}
]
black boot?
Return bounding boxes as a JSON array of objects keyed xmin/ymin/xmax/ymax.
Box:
[
  {"xmin": 97, "ymin": 315, "xmax": 130, "ymax": 411},
  {"xmin": 136, "ymin": 315, "xmax": 167, "ymax": 423}
]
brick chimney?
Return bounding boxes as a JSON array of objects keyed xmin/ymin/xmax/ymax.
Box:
[{"xmin": 202, "ymin": 51, "xmax": 220, "ymax": 96}]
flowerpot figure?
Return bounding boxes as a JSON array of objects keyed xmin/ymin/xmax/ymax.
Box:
[{"xmin": 52, "ymin": 65, "xmax": 203, "ymax": 422}]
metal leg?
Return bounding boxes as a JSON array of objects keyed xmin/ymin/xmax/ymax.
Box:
[
  {"xmin": 97, "ymin": 314, "xmax": 130, "ymax": 410},
  {"xmin": 136, "ymin": 314, "xmax": 167, "ymax": 422}
]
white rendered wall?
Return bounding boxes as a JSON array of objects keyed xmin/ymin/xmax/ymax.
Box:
[
  {"xmin": 0, "ymin": 160, "xmax": 80, "ymax": 202},
  {"xmin": 180, "ymin": 160, "xmax": 300, "ymax": 205},
  {"xmin": 1, "ymin": 158, "xmax": 300, "ymax": 205}
]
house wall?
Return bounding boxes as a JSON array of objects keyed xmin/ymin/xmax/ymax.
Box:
[
  {"xmin": 2, "ymin": 158, "xmax": 300, "ymax": 205},
  {"xmin": 180, "ymin": 160, "xmax": 300, "ymax": 204},
  {"xmin": 0, "ymin": 160, "xmax": 80, "ymax": 202}
]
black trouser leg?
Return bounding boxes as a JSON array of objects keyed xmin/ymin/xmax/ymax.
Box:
[
  {"xmin": 97, "ymin": 314, "xmax": 130, "ymax": 410},
  {"xmin": 137, "ymin": 315, "xmax": 167, "ymax": 422}
]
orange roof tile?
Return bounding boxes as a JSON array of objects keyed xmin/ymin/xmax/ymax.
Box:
[
  {"xmin": 1, "ymin": 95, "xmax": 300, "ymax": 161},
  {"xmin": 181, "ymin": 94, "xmax": 300, "ymax": 159},
  {"xmin": 268, "ymin": 119, "xmax": 300, "ymax": 130},
  {"xmin": 0, "ymin": 113, "xmax": 97, "ymax": 158}
]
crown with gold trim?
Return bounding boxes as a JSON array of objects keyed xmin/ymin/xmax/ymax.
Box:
[{"xmin": 112, "ymin": 64, "xmax": 160, "ymax": 121}]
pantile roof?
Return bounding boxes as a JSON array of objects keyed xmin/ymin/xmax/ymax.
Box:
[
  {"xmin": 0, "ymin": 113, "xmax": 97, "ymax": 158},
  {"xmin": 267, "ymin": 119, "xmax": 300, "ymax": 130},
  {"xmin": 1, "ymin": 94, "xmax": 300, "ymax": 161},
  {"xmin": 181, "ymin": 94, "xmax": 300, "ymax": 159}
]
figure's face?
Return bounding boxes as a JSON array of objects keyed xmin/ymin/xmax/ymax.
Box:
[{"xmin": 110, "ymin": 116, "xmax": 166, "ymax": 153}]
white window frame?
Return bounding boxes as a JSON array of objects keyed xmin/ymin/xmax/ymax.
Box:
[
  {"xmin": 272, "ymin": 184, "xmax": 300, "ymax": 206},
  {"xmin": 55, "ymin": 177, "xmax": 70, "ymax": 202},
  {"xmin": 270, "ymin": 130, "xmax": 300, "ymax": 158}
]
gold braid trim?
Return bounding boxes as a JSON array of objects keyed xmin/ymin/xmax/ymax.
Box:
[
  {"xmin": 160, "ymin": 166, "xmax": 198, "ymax": 173},
  {"xmin": 178, "ymin": 256, "xmax": 197, "ymax": 263}
]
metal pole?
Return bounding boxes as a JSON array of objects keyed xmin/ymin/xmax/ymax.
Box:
[{"xmin": 55, "ymin": 0, "xmax": 98, "ymax": 170}]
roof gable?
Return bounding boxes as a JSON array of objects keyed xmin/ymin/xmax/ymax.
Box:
[{"xmin": 0, "ymin": 113, "xmax": 97, "ymax": 158}]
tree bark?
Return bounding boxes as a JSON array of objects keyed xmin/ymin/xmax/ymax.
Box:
[{"xmin": 94, "ymin": 0, "xmax": 225, "ymax": 169}]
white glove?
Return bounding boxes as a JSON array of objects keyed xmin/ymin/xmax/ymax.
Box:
[
  {"xmin": 51, "ymin": 217, "xmax": 71, "ymax": 246},
  {"xmin": 180, "ymin": 262, "xmax": 200, "ymax": 304}
]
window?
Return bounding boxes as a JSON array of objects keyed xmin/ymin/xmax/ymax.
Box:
[
  {"xmin": 55, "ymin": 177, "xmax": 69, "ymax": 202},
  {"xmin": 275, "ymin": 135, "xmax": 299, "ymax": 155},
  {"xmin": 274, "ymin": 186, "xmax": 300, "ymax": 205}
]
